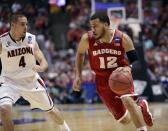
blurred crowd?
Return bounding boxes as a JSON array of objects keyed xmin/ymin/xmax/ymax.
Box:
[
  {"xmin": 0, "ymin": 0, "xmax": 167, "ymax": 104},
  {"xmin": 142, "ymin": 0, "xmax": 168, "ymax": 87}
]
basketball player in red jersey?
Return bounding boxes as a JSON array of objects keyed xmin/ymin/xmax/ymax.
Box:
[
  {"xmin": 73, "ymin": 12, "xmax": 153, "ymax": 131},
  {"xmin": 0, "ymin": 14, "xmax": 70, "ymax": 131}
]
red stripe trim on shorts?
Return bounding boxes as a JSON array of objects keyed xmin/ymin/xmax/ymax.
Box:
[{"xmin": 37, "ymin": 79, "xmax": 52, "ymax": 106}]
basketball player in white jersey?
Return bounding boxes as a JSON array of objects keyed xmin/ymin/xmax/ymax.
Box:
[{"xmin": 0, "ymin": 14, "xmax": 70, "ymax": 131}]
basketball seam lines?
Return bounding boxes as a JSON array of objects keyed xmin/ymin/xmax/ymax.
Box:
[
  {"xmin": 121, "ymin": 72, "xmax": 133, "ymax": 85},
  {"xmin": 109, "ymin": 78, "xmax": 132, "ymax": 86},
  {"xmin": 110, "ymin": 71, "xmax": 133, "ymax": 86}
]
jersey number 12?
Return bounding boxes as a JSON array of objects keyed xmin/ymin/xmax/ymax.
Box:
[
  {"xmin": 99, "ymin": 56, "xmax": 118, "ymax": 69},
  {"xmin": 19, "ymin": 56, "xmax": 26, "ymax": 67}
]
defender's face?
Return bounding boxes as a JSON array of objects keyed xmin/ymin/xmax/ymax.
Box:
[
  {"xmin": 90, "ymin": 18, "xmax": 105, "ymax": 39},
  {"xmin": 12, "ymin": 16, "xmax": 28, "ymax": 37}
]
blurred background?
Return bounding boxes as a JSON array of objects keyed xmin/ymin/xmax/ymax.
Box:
[{"xmin": 0, "ymin": 0, "xmax": 167, "ymax": 105}]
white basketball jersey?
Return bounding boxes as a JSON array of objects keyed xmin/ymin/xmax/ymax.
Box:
[{"xmin": 0, "ymin": 32, "xmax": 37, "ymax": 79}]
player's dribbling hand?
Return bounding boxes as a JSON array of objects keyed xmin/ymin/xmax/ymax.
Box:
[
  {"xmin": 114, "ymin": 66, "xmax": 131, "ymax": 74},
  {"xmin": 72, "ymin": 77, "xmax": 81, "ymax": 92},
  {"xmin": 32, "ymin": 65, "xmax": 44, "ymax": 72}
]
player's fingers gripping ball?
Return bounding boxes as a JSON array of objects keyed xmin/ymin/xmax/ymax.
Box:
[{"xmin": 108, "ymin": 69, "xmax": 133, "ymax": 95}]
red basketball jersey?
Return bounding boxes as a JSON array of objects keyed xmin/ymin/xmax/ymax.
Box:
[{"xmin": 87, "ymin": 29, "xmax": 129, "ymax": 77}]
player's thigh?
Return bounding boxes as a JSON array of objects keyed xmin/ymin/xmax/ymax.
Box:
[
  {"xmin": 0, "ymin": 83, "xmax": 20, "ymax": 106},
  {"xmin": 22, "ymin": 90, "xmax": 54, "ymax": 111},
  {"xmin": 97, "ymin": 86, "xmax": 127, "ymax": 121},
  {"xmin": 22, "ymin": 78, "xmax": 53, "ymax": 111},
  {"xmin": 120, "ymin": 112, "xmax": 131, "ymax": 124}
]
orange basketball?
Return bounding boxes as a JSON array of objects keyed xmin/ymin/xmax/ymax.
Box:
[{"xmin": 108, "ymin": 70, "xmax": 133, "ymax": 95}]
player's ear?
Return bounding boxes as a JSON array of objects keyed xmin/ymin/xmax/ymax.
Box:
[{"xmin": 104, "ymin": 23, "xmax": 108, "ymax": 28}]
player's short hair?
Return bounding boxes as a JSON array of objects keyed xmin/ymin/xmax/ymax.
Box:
[
  {"xmin": 10, "ymin": 14, "xmax": 26, "ymax": 24},
  {"xmin": 90, "ymin": 12, "xmax": 110, "ymax": 26}
]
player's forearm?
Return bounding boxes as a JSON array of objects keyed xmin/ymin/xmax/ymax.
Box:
[
  {"xmin": 35, "ymin": 49, "xmax": 48, "ymax": 72},
  {"xmin": 38, "ymin": 59, "xmax": 48, "ymax": 71},
  {"xmin": 75, "ymin": 53, "xmax": 85, "ymax": 77}
]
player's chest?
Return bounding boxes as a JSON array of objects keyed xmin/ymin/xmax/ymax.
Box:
[
  {"xmin": 90, "ymin": 43, "xmax": 124, "ymax": 57},
  {"xmin": 3, "ymin": 41, "xmax": 34, "ymax": 58}
]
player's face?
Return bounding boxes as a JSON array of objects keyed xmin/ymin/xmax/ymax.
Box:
[
  {"xmin": 12, "ymin": 16, "xmax": 28, "ymax": 38},
  {"xmin": 90, "ymin": 18, "xmax": 106, "ymax": 39}
]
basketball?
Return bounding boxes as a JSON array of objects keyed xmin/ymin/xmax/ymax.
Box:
[{"xmin": 108, "ymin": 70, "xmax": 133, "ymax": 95}]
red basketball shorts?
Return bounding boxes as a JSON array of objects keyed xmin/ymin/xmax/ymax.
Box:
[{"xmin": 95, "ymin": 76, "xmax": 137, "ymax": 121}]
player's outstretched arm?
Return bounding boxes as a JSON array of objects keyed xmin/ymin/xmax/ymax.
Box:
[
  {"xmin": 33, "ymin": 42, "xmax": 48, "ymax": 72},
  {"xmin": 73, "ymin": 33, "xmax": 89, "ymax": 92}
]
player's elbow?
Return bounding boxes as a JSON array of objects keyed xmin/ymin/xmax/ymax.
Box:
[
  {"xmin": 41, "ymin": 60, "xmax": 48, "ymax": 72},
  {"xmin": 44, "ymin": 62, "xmax": 48, "ymax": 71}
]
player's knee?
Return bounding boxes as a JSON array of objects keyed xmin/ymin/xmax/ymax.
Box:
[
  {"xmin": 48, "ymin": 107, "xmax": 60, "ymax": 116},
  {"xmin": 119, "ymin": 112, "xmax": 131, "ymax": 125},
  {"xmin": 0, "ymin": 104, "xmax": 12, "ymax": 119},
  {"xmin": 119, "ymin": 112, "xmax": 131, "ymax": 124},
  {"xmin": 47, "ymin": 107, "xmax": 63, "ymax": 125},
  {"xmin": 121, "ymin": 96, "xmax": 135, "ymax": 110}
]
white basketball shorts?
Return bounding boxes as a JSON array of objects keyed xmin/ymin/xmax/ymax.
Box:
[{"xmin": 0, "ymin": 73, "xmax": 54, "ymax": 111}]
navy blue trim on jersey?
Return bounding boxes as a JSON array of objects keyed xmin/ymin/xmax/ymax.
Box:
[
  {"xmin": 9, "ymin": 33, "xmax": 16, "ymax": 43},
  {"xmin": 0, "ymin": 96, "xmax": 14, "ymax": 102}
]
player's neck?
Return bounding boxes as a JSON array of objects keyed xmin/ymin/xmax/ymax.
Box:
[
  {"xmin": 9, "ymin": 30, "xmax": 22, "ymax": 42},
  {"xmin": 100, "ymin": 29, "xmax": 113, "ymax": 43}
]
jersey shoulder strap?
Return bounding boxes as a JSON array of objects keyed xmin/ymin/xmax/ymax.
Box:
[{"xmin": 0, "ymin": 32, "xmax": 8, "ymax": 38}]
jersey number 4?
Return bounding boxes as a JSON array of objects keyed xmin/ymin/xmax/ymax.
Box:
[
  {"xmin": 19, "ymin": 56, "xmax": 26, "ymax": 67},
  {"xmin": 99, "ymin": 56, "xmax": 118, "ymax": 69}
]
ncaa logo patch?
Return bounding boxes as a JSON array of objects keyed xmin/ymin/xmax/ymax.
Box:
[
  {"xmin": 28, "ymin": 36, "xmax": 32, "ymax": 44},
  {"xmin": 6, "ymin": 41, "xmax": 11, "ymax": 47},
  {"xmin": 114, "ymin": 36, "xmax": 121, "ymax": 46}
]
